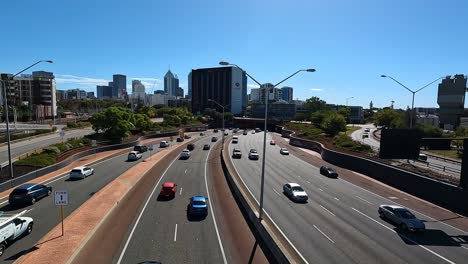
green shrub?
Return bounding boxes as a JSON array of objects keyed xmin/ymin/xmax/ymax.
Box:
[
  {"xmin": 15, "ymin": 152, "xmax": 57, "ymax": 167},
  {"xmin": 44, "ymin": 146, "xmax": 61, "ymax": 154},
  {"xmin": 333, "ymin": 135, "xmax": 372, "ymax": 152}
]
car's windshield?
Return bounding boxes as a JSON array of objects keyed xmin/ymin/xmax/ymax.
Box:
[
  {"xmin": 193, "ymin": 201, "xmax": 205, "ymax": 206},
  {"xmin": 397, "ymin": 209, "xmax": 416, "ymax": 219},
  {"xmin": 292, "ymin": 186, "xmax": 304, "ymax": 192},
  {"xmin": 71, "ymin": 169, "xmax": 82, "ymax": 173}
]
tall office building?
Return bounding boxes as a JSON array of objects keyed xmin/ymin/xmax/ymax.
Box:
[
  {"xmin": 281, "ymin": 86, "xmax": 293, "ymax": 102},
  {"xmin": 250, "ymin": 88, "xmax": 260, "ymax": 101},
  {"xmin": 437, "ymin": 74, "xmax": 467, "ymax": 129},
  {"xmin": 131, "ymin": 79, "xmax": 146, "ymax": 100},
  {"xmin": 113, "ymin": 74, "xmax": 127, "ymax": 99},
  {"xmin": 259, "ymin": 83, "xmax": 282, "ymax": 103},
  {"xmin": 164, "ymin": 70, "xmax": 179, "ymax": 96},
  {"xmin": 97, "ymin": 85, "xmax": 113, "ymax": 99},
  {"xmin": 176, "ymin": 87, "xmax": 184, "ymax": 98},
  {"xmin": 190, "ymin": 66, "xmax": 247, "ymax": 115},
  {"xmin": 187, "ymin": 72, "xmax": 192, "ymax": 99}
]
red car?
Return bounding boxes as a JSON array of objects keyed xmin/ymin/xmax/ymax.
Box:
[
  {"xmin": 270, "ymin": 140, "xmax": 276, "ymax": 145},
  {"xmin": 160, "ymin": 182, "xmax": 177, "ymax": 198}
]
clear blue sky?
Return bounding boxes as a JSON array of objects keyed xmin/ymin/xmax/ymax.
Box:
[{"xmin": 1, "ymin": 0, "xmax": 467, "ymax": 109}]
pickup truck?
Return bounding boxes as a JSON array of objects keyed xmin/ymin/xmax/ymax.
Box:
[{"xmin": 0, "ymin": 210, "xmax": 33, "ymax": 256}]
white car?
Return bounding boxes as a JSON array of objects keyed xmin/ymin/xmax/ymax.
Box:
[
  {"xmin": 180, "ymin": 149, "xmax": 191, "ymax": 159},
  {"xmin": 280, "ymin": 148, "xmax": 289, "ymax": 155},
  {"xmin": 249, "ymin": 152, "xmax": 259, "ymax": 160},
  {"xmin": 128, "ymin": 151, "xmax": 143, "ymax": 161},
  {"xmin": 160, "ymin": 141, "xmax": 169, "ymax": 148},
  {"xmin": 283, "ymin": 183, "xmax": 308, "ymax": 202},
  {"xmin": 364, "ymin": 128, "xmax": 371, "ymax": 132},
  {"xmin": 69, "ymin": 166, "xmax": 94, "ymax": 180},
  {"xmin": 378, "ymin": 205, "xmax": 425, "ymax": 231}
]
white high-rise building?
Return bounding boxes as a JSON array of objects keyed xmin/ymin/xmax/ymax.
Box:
[
  {"xmin": 132, "ymin": 80, "xmax": 146, "ymax": 100},
  {"xmin": 250, "ymin": 88, "xmax": 260, "ymax": 101},
  {"xmin": 164, "ymin": 70, "xmax": 179, "ymax": 96}
]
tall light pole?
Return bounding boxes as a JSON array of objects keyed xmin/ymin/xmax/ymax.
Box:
[
  {"xmin": 346, "ymin": 96, "xmax": 354, "ymax": 107},
  {"xmin": 381, "ymin": 75, "xmax": 445, "ymax": 128},
  {"xmin": 208, "ymin": 99, "xmax": 229, "ymax": 151},
  {"xmin": 2, "ymin": 60, "xmax": 53, "ymax": 181},
  {"xmin": 220, "ymin": 61, "xmax": 315, "ymax": 220}
]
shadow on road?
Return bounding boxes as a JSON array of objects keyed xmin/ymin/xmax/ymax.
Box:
[
  {"xmin": 248, "ymin": 241, "xmax": 259, "ymax": 264},
  {"xmin": 4, "ymin": 235, "xmax": 62, "ymax": 261},
  {"xmin": 0, "ymin": 203, "xmax": 30, "ymax": 212},
  {"xmin": 397, "ymin": 228, "xmax": 468, "ymax": 247}
]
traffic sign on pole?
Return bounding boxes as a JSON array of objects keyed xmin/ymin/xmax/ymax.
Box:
[{"xmin": 55, "ymin": 190, "xmax": 68, "ymax": 206}]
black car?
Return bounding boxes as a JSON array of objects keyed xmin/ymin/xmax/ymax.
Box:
[
  {"xmin": 9, "ymin": 183, "xmax": 52, "ymax": 205},
  {"xmin": 187, "ymin": 143, "xmax": 195, "ymax": 151},
  {"xmin": 320, "ymin": 166, "xmax": 338, "ymax": 178},
  {"xmin": 176, "ymin": 137, "xmax": 185, "ymax": 142},
  {"xmin": 213, "ymin": 129, "xmax": 219, "ymax": 133},
  {"xmin": 133, "ymin": 145, "xmax": 148, "ymax": 153},
  {"xmin": 211, "ymin": 137, "xmax": 218, "ymax": 142},
  {"xmin": 203, "ymin": 144, "xmax": 210, "ymax": 150},
  {"xmin": 184, "ymin": 134, "xmax": 191, "ymax": 139},
  {"xmin": 232, "ymin": 149, "xmax": 242, "ymax": 158}
]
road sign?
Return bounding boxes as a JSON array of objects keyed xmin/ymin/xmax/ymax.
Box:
[
  {"xmin": 91, "ymin": 140, "xmax": 97, "ymax": 147},
  {"xmin": 55, "ymin": 190, "xmax": 69, "ymax": 206},
  {"xmin": 60, "ymin": 130, "xmax": 65, "ymax": 137}
]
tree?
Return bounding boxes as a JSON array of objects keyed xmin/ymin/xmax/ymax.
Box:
[
  {"xmin": 304, "ymin": 96, "xmax": 328, "ymax": 113},
  {"xmin": 321, "ymin": 113, "xmax": 346, "ymax": 136},
  {"xmin": 310, "ymin": 110, "xmax": 331, "ymax": 125},
  {"xmin": 337, "ymin": 107, "xmax": 351, "ymax": 123},
  {"xmin": 90, "ymin": 107, "xmax": 133, "ymax": 139},
  {"xmin": 163, "ymin": 114, "xmax": 181, "ymax": 127},
  {"xmin": 293, "ymin": 112, "xmax": 306, "ymax": 121},
  {"xmin": 373, "ymin": 109, "xmax": 405, "ymax": 128},
  {"xmin": 414, "ymin": 124, "xmax": 443, "ymax": 138},
  {"xmin": 134, "ymin": 113, "xmax": 153, "ymax": 131}
]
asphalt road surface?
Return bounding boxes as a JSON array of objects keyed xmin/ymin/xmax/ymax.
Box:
[
  {"xmin": 229, "ymin": 130, "xmax": 468, "ymax": 264},
  {"xmin": 0, "ymin": 149, "xmax": 152, "ymax": 263},
  {"xmin": 0, "ymin": 127, "xmax": 94, "ymax": 166},
  {"xmin": 117, "ymin": 135, "xmax": 226, "ymax": 264}
]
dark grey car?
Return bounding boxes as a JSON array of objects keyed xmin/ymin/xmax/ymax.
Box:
[
  {"xmin": 378, "ymin": 205, "xmax": 425, "ymax": 231},
  {"xmin": 9, "ymin": 183, "xmax": 52, "ymax": 205}
]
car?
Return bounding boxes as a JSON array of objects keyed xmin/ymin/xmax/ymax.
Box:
[
  {"xmin": 128, "ymin": 151, "xmax": 143, "ymax": 161},
  {"xmin": 0, "ymin": 211, "xmax": 34, "ymax": 257},
  {"xmin": 69, "ymin": 166, "xmax": 94, "ymax": 180},
  {"xmin": 252, "ymin": 131, "xmax": 256, "ymax": 134},
  {"xmin": 224, "ymin": 132, "xmax": 228, "ymax": 136},
  {"xmin": 9, "ymin": 183, "xmax": 52, "ymax": 205},
  {"xmin": 232, "ymin": 136, "xmax": 239, "ymax": 144},
  {"xmin": 187, "ymin": 143, "xmax": 195, "ymax": 151},
  {"xmin": 255, "ymin": 128, "xmax": 261, "ymax": 132},
  {"xmin": 203, "ymin": 144, "xmax": 210, "ymax": 150},
  {"xmin": 364, "ymin": 128, "xmax": 371, "ymax": 132},
  {"xmin": 270, "ymin": 140, "xmax": 276, "ymax": 145},
  {"xmin": 211, "ymin": 136, "xmax": 218, "ymax": 142},
  {"xmin": 200, "ymin": 132, "xmax": 205, "ymax": 136},
  {"xmin": 418, "ymin": 154, "xmax": 428, "ymax": 161},
  {"xmin": 184, "ymin": 134, "xmax": 191, "ymax": 139},
  {"xmin": 232, "ymin": 149, "xmax": 242, "ymax": 158},
  {"xmin": 159, "ymin": 182, "xmax": 177, "ymax": 198},
  {"xmin": 188, "ymin": 196, "xmax": 208, "ymax": 216},
  {"xmin": 180, "ymin": 149, "xmax": 191, "ymax": 159},
  {"xmin": 378, "ymin": 205, "xmax": 425, "ymax": 232},
  {"xmin": 176, "ymin": 137, "xmax": 185, "ymax": 142},
  {"xmin": 362, "ymin": 132, "xmax": 369, "ymax": 138},
  {"xmin": 283, "ymin": 183, "xmax": 308, "ymax": 202},
  {"xmin": 160, "ymin": 141, "xmax": 169, "ymax": 148},
  {"xmin": 320, "ymin": 166, "xmax": 338, "ymax": 178},
  {"xmin": 133, "ymin": 145, "xmax": 148, "ymax": 153},
  {"xmin": 243, "ymin": 130, "xmax": 248, "ymax": 135},
  {"xmin": 213, "ymin": 129, "xmax": 219, "ymax": 133},
  {"xmin": 280, "ymin": 148, "xmax": 289, "ymax": 155},
  {"xmin": 249, "ymin": 152, "xmax": 259, "ymax": 160},
  {"xmin": 249, "ymin": 149, "xmax": 257, "ymax": 154}
]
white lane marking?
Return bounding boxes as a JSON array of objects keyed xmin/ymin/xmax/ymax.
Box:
[
  {"xmin": 355, "ymin": 195, "xmax": 374, "ymax": 205},
  {"xmin": 462, "ymin": 246, "xmax": 468, "ymax": 251},
  {"xmin": 229, "ymin": 149, "xmax": 309, "ymax": 264},
  {"xmin": 306, "ymin": 181, "xmax": 311, "ymax": 184},
  {"xmin": 313, "ymin": 225, "xmax": 335, "ymax": 244},
  {"xmin": 351, "ymin": 207, "xmax": 456, "ymax": 264},
  {"xmin": 340, "ymin": 178, "xmax": 468, "ymax": 235},
  {"xmin": 116, "ymin": 154, "xmax": 179, "ymax": 264},
  {"xmin": 320, "ymin": 205, "xmax": 336, "ymax": 217},
  {"xmin": 174, "ymin": 224, "xmax": 178, "ymax": 242},
  {"xmin": 204, "ymin": 141, "xmax": 228, "ymax": 264},
  {"xmin": 273, "ymin": 189, "xmax": 282, "ymax": 197},
  {"xmin": 334, "ymin": 197, "xmax": 340, "ymax": 201},
  {"xmin": 0, "ymin": 151, "xmax": 130, "ymax": 204},
  {"xmin": 179, "ymin": 187, "xmax": 183, "ymax": 196},
  {"xmin": 184, "ymin": 169, "xmax": 187, "ymax": 174},
  {"xmin": 318, "ymin": 188, "xmax": 323, "ymax": 192}
]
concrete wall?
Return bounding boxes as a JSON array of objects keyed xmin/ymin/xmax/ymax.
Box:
[{"xmin": 283, "ymin": 128, "xmax": 468, "ymax": 215}]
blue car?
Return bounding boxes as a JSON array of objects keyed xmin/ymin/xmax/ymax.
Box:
[
  {"xmin": 189, "ymin": 196, "xmax": 208, "ymax": 216},
  {"xmin": 9, "ymin": 183, "xmax": 52, "ymax": 205}
]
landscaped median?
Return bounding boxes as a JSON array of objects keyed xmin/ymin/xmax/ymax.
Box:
[{"xmin": 15, "ymin": 140, "xmax": 192, "ymax": 264}]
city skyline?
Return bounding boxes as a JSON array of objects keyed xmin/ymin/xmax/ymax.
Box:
[{"xmin": 0, "ymin": 0, "xmax": 467, "ymax": 109}]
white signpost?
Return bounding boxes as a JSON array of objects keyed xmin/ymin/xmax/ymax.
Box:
[
  {"xmin": 55, "ymin": 190, "xmax": 68, "ymax": 235},
  {"xmin": 60, "ymin": 130, "xmax": 65, "ymax": 143}
]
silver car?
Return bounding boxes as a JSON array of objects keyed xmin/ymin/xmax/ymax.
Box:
[
  {"xmin": 283, "ymin": 183, "xmax": 308, "ymax": 202},
  {"xmin": 378, "ymin": 205, "xmax": 425, "ymax": 231}
]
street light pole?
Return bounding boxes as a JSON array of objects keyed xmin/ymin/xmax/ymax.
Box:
[
  {"xmin": 208, "ymin": 99, "xmax": 228, "ymax": 151},
  {"xmin": 3, "ymin": 60, "xmax": 53, "ymax": 181},
  {"xmin": 381, "ymin": 75, "xmax": 444, "ymax": 129},
  {"xmin": 220, "ymin": 61, "xmax": 315, "ymax": 220},
  {"xmin": 346, "ymin": 96, "xmax": 354, "ymax": 107}
]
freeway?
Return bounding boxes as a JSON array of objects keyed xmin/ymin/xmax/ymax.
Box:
[
  {"xmin": 0, "ymin": 139, "xmax": 165, "ymax": 263},
  {"xmin": 0, "ymin": 127, "xmax": 94, "ymax": 166},
  {"xmin": 117, "ymin": 135, "xmax": 227, "ymax": 264},
  {"xmin": 229, "ymin": 131, "xmax": 468, "ymax": 264}
]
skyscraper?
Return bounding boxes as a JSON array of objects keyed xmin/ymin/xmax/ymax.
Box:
[
  {"xmin": 132, "ymin": 80, "xmax": 146, "ymax": 100},
  {"xmin": 437, "ymin": 74, "xmax": 466, "ymax": 129},
  {"xmin": 281, "ymin": 86, "xmax": 293, "ymax": 102},
  {"xmin": 164, "ymin": 70, "xmax": 178, "ymax": 96},
  {"xmin": 190, "ymin": 66, "xmax": 247, "ymax": 115},
  {"xmin": 113, "ymin": 74, "xmax": 126, "ymax": 99},
  {"xmin": 187, "ymin": 72, "xmax": 192, "ymax": 99},
  {"xmin": 176, "ymin": 87, "xmax": 184, "ymax": 98}
]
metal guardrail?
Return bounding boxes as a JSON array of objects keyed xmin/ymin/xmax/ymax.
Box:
[
  {"xmin": 423, "ymin": 152, "xmax": 462, "ymax": 165},
  {"xmin": 414, "ymin": 160, "xmax": 461, "ymax": 175}
]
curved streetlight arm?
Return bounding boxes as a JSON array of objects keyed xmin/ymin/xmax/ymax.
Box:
[
  {"xmin": 222, "ymin": 62, "xmax": 262, "ymax": 86},
  {"xmin": 415, "ymin": 76, "xmax": 445, "ymax": 93},
  {"xmin": 12, "ymin": 60, "xmax": 53, "ymax": 77},
  {"xmin": 273, "ymin": 69, "xmax": 304, "ymax": 88},
  {"xmin": 382, "ymin": 75, "xmax": 414, "ymax": 93}
]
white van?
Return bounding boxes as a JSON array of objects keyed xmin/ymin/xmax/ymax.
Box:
[
  {"xmin": 0, "ymin": 210, "xmax": 33, "ymax": 256},
  {"xmin": 232, "ymin": 136, "xmax": 239, "ymax": 144}
]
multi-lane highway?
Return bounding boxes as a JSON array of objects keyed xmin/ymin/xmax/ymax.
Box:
[
  {"xmin": 117, "ymin": 135, "xmax": 227, "ymax": 264},
  {"xmin": 229, "ymin": 131, "xmax": 468, "ymax": 264},
  {"xmin": 0, "ymin": 138, "xmax": 164, "ymax": 263},
  {"xmin": 0, "ymin": 127, "xmax": 94, "ymax": 166}
]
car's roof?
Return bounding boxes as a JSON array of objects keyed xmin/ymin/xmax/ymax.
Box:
[
  {"xmin": 281, "ymin": 148, "xmax": 288, "ymax": 150},
  {"xmin": 192, "ymin": 196, "xmax": 206, "ymax": 202},
  {"xmin": 163, "ymin": 182, "xmax": 175, "ymax": 187},
  {"xmin": 381, "ymin": 204, "xmax": 405, "ymax": 210},
  {"xmin": 16, "ymin": 183, "xmax": 38, "ymax": 190},
  {"xmin": 182, "ymin": 149, "xmax": 190, "ymax": 152},
  {"xmin": 72, "ymin": 166, "xmax": 86, "ymax": 170},
  {"xmin": 286, "ymin": 183, "xmax": 301, "ymax": 187},
  {"xmin": 129, "ymin": 150, "xmax": 139, "ymax": 154},
  {"xmin": 161, "ymin": 140, "xmax": 168, "ymax": 143}
]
